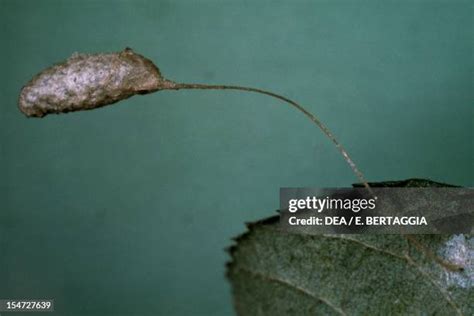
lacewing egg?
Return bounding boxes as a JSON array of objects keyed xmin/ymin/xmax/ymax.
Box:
[
  {"xmin": 18, "ymin": 48, "xmax": 173, "ymax": 117},
  {"xmin": 16, "ymin": 48, "xmax": 372, "ymax": 189}
]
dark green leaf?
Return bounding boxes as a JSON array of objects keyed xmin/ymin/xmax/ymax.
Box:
[{"xmin": 227, "ymin": 180, "xmax": 473, "ymax": 315}]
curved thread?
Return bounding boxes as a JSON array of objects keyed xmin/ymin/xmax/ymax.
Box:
[{"xmin": 164, "ymin": 81, "xmax": 371, "ymax": 190}]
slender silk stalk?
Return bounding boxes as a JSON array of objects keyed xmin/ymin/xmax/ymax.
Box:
[{"xmin": 164, "ymin": 81, "xmax": 371, "ymax": 190}]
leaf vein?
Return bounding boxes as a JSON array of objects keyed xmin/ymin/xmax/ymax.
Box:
[
  {"xmin": 235, "ymin": 266, "xmax": 347, "ymax": 316},
  {"xmin": 320, "ymin": 234, "xmax": 463, "ymax": 315}
]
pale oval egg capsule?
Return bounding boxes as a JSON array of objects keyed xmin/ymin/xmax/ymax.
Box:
[{"xmin": 18, "ymin": 48, "xmax": 168, "ymax": 117}]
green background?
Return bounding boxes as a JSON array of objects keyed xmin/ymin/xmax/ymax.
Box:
[{"xmin": 1, "ymin": 0, "xmax": 472, "ymax": 315}]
